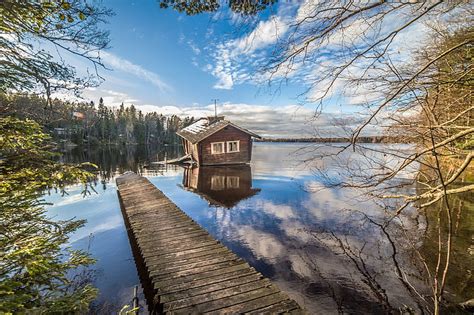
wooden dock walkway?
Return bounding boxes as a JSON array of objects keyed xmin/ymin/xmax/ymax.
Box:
[{"xmin": 116, "ymin": 172, "xmax": 304, "ymax": 314}]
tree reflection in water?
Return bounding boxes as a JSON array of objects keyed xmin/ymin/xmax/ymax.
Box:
[
  {"xmin": 56, "ymin": 143, "xmax": 472, "ymax": 314},
  {"xmin": 57, "ymin": 144, "xmax": 183, "ymax": 185},
  {"xmin": 174, "ymin": 143, "xmax": 473, "ymax": 314}
]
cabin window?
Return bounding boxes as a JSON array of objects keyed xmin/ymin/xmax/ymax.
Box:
[
  {"xmin": 211, "ymin": 142, "xmax": 225, "ymax": 154},
  {"xmin": 211, "ymin": 176, "xmax": 225, "ymax": 190},
  {"xmin": 226, "ymin": 176, "xmax": 240, "ymax": 188},
  {"xmin": 227, "ymin": 140, "xmax": 240, "ymax": 153}
]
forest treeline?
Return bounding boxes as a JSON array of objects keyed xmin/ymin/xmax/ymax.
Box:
[{"xmin": 0, "ymin": 93, "xmax": 195, "ymax": 146}]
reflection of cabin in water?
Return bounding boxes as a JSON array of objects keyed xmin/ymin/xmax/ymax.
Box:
[
  {"xmin": 176, "ymin": 117, "xmax": 260, "ymax": 166},
  {"xmin": 183, "ymin": 165, "xmax": 260, "ymax": 208}
]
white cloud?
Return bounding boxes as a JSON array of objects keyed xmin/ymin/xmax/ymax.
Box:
[
  {"xmin": 212, "ymin": 43, "xmax": 235, "ymax": 89},
  {"xmin": 188, "ymin": 40, "xmax": 201, "ymax": 55},
  {"xmin": 69, "ymin": 215, "xmax": 124, "ymax": 244},
  {"xmin": 209, "ymin": 15, "xmax": 288, "ymax": 90},
  {"xmin": 49, "ymin": 193, "xmax": 90, "ymax": 208},
  {"xmin": 80, "ymin": 88, "xmax": 138, "ymax": 107},
  {"xmin": 258, "ymin": 200, "xmax": 296, "ymax": 220},
  {"xmin": 54, "ymin": 79, "xmax": 381, "ymax": 137},
  {"xmin": 135, "ymin": 104, "xmax": 184, "ymax": 116},
  {"xmin": 128, "ymin": 101, "xmax": 378, "ymax": 138},
  {"xmin": 237, "ymin": 226, "xmax": 286, "ymax": 261},
  {"xmin": 100, "ymin": 51, "xmax": 172, "ymax": 92},
  {"xmin": 205, "ymin": 0, "xmax": 438, "ymax": 108},
  {"xmin": 234, "ymin": 16, "xmax": 288, "ymax": 54},
  {"xmin": 295, "ymin": 0, "xmax": 318, "ymax": 23}
]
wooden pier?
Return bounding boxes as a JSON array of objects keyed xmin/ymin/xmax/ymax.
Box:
[{"xmin": 116, "ymin": 172, "xmax": 304, "ymax": 314}]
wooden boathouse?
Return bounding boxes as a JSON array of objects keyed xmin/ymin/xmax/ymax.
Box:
[
  {"xmin": 116, "ymin": 172, "xmax": 303, "ymax": 314},
  {"xmin": 176, "ymin": 117, "xmax": 261, "ymax": 166}
]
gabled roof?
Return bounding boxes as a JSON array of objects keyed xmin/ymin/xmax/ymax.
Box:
[{"xmin": 176, "ymin": 118, "xmax": 261, "ymax": 144}]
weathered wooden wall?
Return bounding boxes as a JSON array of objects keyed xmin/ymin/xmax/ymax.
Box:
[
  {"xmin": 182, "ymin": 139, "xmax": 200, "ymax": 164},
  {"xmin": 199, "ymin": 125, "xmax": 252, "ymax": 165}
]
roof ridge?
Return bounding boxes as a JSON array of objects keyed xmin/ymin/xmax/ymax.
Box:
[{"xmin": 177, "ymin": 118, "xmax": 260, "ymax": 144}]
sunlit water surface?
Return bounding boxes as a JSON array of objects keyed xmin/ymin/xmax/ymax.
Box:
[{"xmin": 45, "ymin": 143, "xmax": 473, "ymax": 314}]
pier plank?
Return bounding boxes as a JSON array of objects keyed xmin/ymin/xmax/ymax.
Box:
[
  {"xmin": 116, "ymin": 172, "xmax": 304, "ymax": 314},
  {"xmin": 144, "ymin": 246, "xmax": 230, "ymax": 267},
  {"xmin": 159, "ymin": 273, "xmax": 264, "ymax": 303},
  {"xmin": 155, "ymin": 268, "xmax": 259, "ymax": 295},
  {"xmin": 150, "ymin": 253, "xmax": 238, "ymax": 276},
  {"xmin": 162, "ymin": 279, "xmax": 273, "ymax": 312},
  {"xmin": 172, "ymin": 287, "xmax": 280, "ymax": 314}
]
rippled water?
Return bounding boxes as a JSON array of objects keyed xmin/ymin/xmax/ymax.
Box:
[{"xmin": 45, "ymin": 143, "xmax": 473, "ymax": 314}]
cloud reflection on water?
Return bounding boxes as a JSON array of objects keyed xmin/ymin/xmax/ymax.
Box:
[
  {"xmin": 44, "ymin": 143, "xmax": 470, "ymax": 314},
  {"xmin": 165, "ymin": 143, "xmax": 437, "ymax": 313}
]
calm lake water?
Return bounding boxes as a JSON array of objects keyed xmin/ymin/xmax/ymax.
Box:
[{"xmin": 45, "ymin": 143, "xmax": 473, "ymax": 314}]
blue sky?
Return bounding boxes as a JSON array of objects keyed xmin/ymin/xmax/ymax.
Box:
[
  {"xmin": 58, "ymin": 1, "xmax": 431, "ymax": 137},
  {"xmin": 95, "ymin": 2, "xmax": 301, "ymax": 103},
  {"xmin": 85, "ymin": 1, "xmax": 308, "ymax": 107}
]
